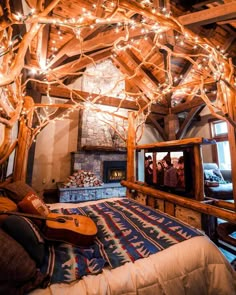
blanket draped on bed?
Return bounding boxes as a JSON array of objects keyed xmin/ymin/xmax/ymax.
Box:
[{"xmin": 41, "ymin": 198, "xmax": 203, "ymax": 284}]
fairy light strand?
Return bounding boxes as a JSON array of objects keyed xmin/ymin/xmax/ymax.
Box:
[{"xmin": 0, "ymin": 0, "xmax": 235, "ymax": 144}]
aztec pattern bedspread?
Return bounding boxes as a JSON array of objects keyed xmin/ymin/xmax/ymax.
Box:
[{"xmin": 41, "ymin": 198, "xmax": 203, "ymax": 284}]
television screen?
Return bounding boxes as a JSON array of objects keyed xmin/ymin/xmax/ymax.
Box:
[{"xmin": 144, "ymin": 150, "xmax": 193, "ymax": 197}]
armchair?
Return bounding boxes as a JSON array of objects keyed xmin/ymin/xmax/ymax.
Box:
[{"xmin": 203, "ymin": 163, "xmax": 233, "ymax": 200}]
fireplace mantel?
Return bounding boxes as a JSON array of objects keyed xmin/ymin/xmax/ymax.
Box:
[{"xmin": 79, "ymin": 145, "xmax": 127, "ymax": 153}]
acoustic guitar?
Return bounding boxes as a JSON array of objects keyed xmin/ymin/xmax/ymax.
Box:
[{"xmin": 0, "ymin": 210, "xmax": 98, "ymax": 247}]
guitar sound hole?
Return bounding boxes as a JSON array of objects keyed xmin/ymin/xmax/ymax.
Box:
[{"xmin": 57, "ymin": 218, "xmax": 66, "ymax": 223}]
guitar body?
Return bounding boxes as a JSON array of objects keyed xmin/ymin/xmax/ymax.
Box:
[
  {"xmin": 0, "ymin": 210, "xmax": 98, "ymax": 247},
  {"xmin": 43, "ymin": 213, "xmax": 98, "ymax": 246}
]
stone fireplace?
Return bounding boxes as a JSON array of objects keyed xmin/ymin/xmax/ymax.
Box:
[
  {"xmin": 59, "ymin": 104, "xmax": 128, "ymax": 202},
  {"xmin": 72, "ymin": 103, "xmax": 128, "ymax": 181},
  {"xmin": 71, "ymin": 147, "xmax": 127, "ymax": 183},
  {"xmin": 58, "ymin": 148, "xmax": 127, "ymax": 203}
]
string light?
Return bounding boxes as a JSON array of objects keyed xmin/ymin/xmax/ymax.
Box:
[{"xmin": 0, "ymin": 0, "xmax": 235, "ymax": 140}]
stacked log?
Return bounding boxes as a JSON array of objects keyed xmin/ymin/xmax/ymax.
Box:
[{"xmin": 62, "ymin": 170, "xmax": 103, "ymax": 188}]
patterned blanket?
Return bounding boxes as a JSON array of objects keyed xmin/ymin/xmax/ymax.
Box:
[{"xmin": 41, "ymin": 198, "xmax": 203, "ymax": 284}]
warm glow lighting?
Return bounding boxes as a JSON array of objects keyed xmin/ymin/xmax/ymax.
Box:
[
  {"xmin": 0, "ymin": 0, "xmax": 235, "ymax": 145},
  {"xmin": 30, "ymin": 68, "xmax": 37, "ymax": 75}
]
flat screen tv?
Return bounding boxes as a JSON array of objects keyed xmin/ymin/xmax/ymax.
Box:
[{"xmin": 144, "ymin": 148, "xmax": 194, "ymax": 197}]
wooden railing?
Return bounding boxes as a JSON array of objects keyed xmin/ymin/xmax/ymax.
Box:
[{"xmin": 121, "ymin": 180, "xmax": 236, "ymax": 224}]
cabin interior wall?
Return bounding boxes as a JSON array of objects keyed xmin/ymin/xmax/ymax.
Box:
[
  {"xmin": 31, "ymin": 97, "xmax": 80, "ymax": 193},
  {"xmin": 31, "ymin": 63, "xmax": 215, "ymax": 194},
  {"xmin": 31, "ymin": 109, "xmax": 213, "ymax": 194}
]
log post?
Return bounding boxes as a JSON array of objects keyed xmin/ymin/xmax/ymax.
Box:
[
  {"xmin": 223, "ymin": 62, "xmax": 236, "ymax": 211},
  {"xmin": 193, "ymin": 144, "xmax": 204, "ymax": 201},
  {"xmin": 13, "ymin": 96, "xmax": 34, "ymax": 182},
  {"xmin": 228, "ymin": 122, "xmax": 236, "ymax": 211},
  {"xmin": 126, "ymin": 111, "xmax": 136, "ymax": 197},
  {"xmin": 164, "ymin": 113, "xmax": 179, "ymax": 140}
]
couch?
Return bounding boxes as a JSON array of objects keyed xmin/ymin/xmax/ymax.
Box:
[{"xmin": 203, "ymin": 163, "xmax": 233, "ymax": 200}]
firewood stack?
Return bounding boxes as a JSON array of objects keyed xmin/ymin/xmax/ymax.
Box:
[{"xmin": 62, "ymin": 170, "xmax": 103, "ymax": 188}]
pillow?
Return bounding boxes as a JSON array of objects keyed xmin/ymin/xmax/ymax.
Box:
[
  {"xmin": 212, "ymin": 168, "xmax": 224, "ymax": 180},
  {"xmin": 2, "ymin": 215, "xmax": 46, "ymax": 266},
  {"xmin": 3, "ymin": 181, "xmax": 37, "ymax": 203},
  {"xmin": 204, "ymin": 169, "xmax": 225, "ymax": 183},
  {"xmin": 0, "ymin": 228, "xmax": 47, "ymax": 294},
  {"xmin": 0, "ymin": 196, "xmax": 18, "ymax": 226},
  {"xmin": 205, "ymin": 180, "xmax": 219, "ymax": 187},
  {"xmin": 18, "ymin": 191, "xmax": 50, "ymax": 217}
]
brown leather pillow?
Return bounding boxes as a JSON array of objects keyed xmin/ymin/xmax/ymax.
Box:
[
  {"xmin": 0, "ymin": 196, "xmax": 18, "ymax": 226},
  {"xmin": 18, "ymin": 191, "xmax": 50, "ymax": 217},
  {"xmin": 3, "ymin": 181, "xmax": 37, "ymax": 203}
]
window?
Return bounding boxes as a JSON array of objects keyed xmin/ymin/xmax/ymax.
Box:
[
  {"xmin": 210, "ymin": 120, "xmax": 231, "ymax": 170},
  {"xmin": 212, "ymin": 121, "xmax": 228, "ymax": 136}
]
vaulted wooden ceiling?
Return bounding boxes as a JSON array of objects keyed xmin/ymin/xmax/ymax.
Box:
[{"xmin": 3, "ymin": 0, "xmax": 236, "ymax": 140}]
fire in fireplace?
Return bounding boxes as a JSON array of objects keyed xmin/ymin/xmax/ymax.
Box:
[{"xmin": 103, "ymin": 161, "xmax": 126, "ymax": 183}]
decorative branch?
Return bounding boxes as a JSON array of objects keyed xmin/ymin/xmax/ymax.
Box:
[{"xmin": 0, "ymin": 0, "xmax": 235, "ymax": 167}]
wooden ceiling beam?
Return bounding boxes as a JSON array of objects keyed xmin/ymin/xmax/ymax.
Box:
[
  {"xmin": 143, "ymin": 37, "xmax": 168, "ymax": 83},
  {"xmin": 171, "ymin": 28, "xmax": 216, "ymax": 104},
  {"xmin": 37, "ymin": 0, "xmax": 51, "ymax": 68},
  {"xmin": 95, "ymin": 0, "xmax": 105, "ymax": 17},
  {"xmin": 192, "ymin": 1, "xmax": 221, "ymax": 9},
  {"xmin": 124, "ymin": 80, "xmax": 141, "ymax": 94},
  {"xmin": 171, "ymin": 96, "xmax": 206, "ymax": 114},
  {"xmin": 125, "ymin": 49, "xmax": 160, "ymax": 90},
  {"xmin": 35, "ymin": 84, "xmax": 168, "ymax": 115},
  {"xmin": 38, "ymin": 24, "xmax": 50, "ymax": 68},
  {"xmin": 178, "ymin": 2, "xmax": 236, "ymax": 26},
  {"xmin": 48, "ymin": 48, "xmax": 113, "ymax": 80},
  {"xmin": 112, "ymin": 55, "xmax": 155, "ymax": 100},
  {"xmin": 148, "ymin": 114, "xmax": 167, "ymax": 141},
  {"xmin": 49, "ymin": 26, "xmax": 105, "ymax": 69},
  {"xmin": 217, "ymin": 19, "xmax": 236, "ymax": 26},
  {"xmin": 152, "ymin": 0, "xmax": 160, "ymax": 9},
  {"xmin": 48, "ymin": 27, "xmax": 144, "ymax": 68},
  {"xmin": 176, "ymin": 106, "xmax": 204, "ymax": 139},
  {"xmin": 36, "ymin": 84, "xmax": 139, "ymax": 110}
]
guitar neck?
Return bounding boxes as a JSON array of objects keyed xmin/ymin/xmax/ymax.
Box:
[{"xmin": 0, "ymin": 210, "xmax": 51, "ymax": 221}]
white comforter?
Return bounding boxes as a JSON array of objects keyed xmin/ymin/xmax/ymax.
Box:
[{"xmin": 30, "ymin": 199, "xmax": 236, "ymax": 295}]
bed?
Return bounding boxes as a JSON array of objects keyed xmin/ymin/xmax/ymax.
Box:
[{"xmin": 29, "ymin": 197, "xmax": 236, "ymax": 295}]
